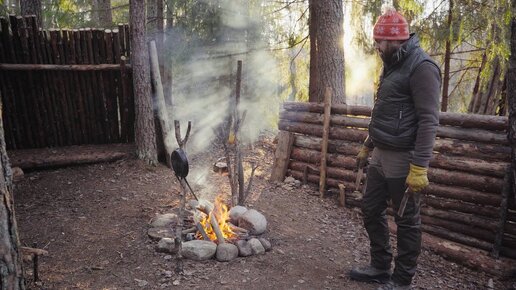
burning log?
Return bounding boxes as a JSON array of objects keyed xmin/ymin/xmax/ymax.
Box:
[
  {"xmin": 209, "ymin": 214, "xmax": 226, "ymax": 244},
  {"xmin": 193, "ymin": 215, "xmax": 209, "ymax": 241}
]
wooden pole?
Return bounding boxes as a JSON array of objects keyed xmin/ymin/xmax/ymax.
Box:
[
  {"xmin": 149, "ymin": 40, "xmax": 172, "ymax": 167},
  {"xmin": 0, "ymin": 63, "xmax": 131, "ymax": 70},
  {"xmin": 319, "ymin": 88, "xmax": 332, "ymax": 197},
  {"xmin": 270, "ymin": 131, "xmax": 295, "ymax": 182},
  {"xmin": 491, "ymin": 166, "xmax": 512, "ymax": 258}
]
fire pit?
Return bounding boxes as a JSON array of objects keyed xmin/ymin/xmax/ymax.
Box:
[{"xmin": 148, "ymin": 195, "xmax": 270, "ymax": 262}]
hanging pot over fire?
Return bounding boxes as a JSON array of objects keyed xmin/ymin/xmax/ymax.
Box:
[
  {"xmin": 170, "ymin": 148, "xmax": 198, "ymax": 201},
  {"xmin": 171, "ymin": 148, "xmax": 189, "ymax": 178}
]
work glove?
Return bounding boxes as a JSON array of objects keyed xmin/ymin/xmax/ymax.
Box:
[
  {"xmin": 406, "ymin": 163, "xmax": 429, "ymax": 192},
  {"xmin": 356, "ymin": 146, "xmax": 370, "ymax": 170}
]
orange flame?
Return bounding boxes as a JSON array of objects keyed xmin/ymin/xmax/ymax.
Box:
[{"xmin": 197, "ymin": 195, "xmax": 236, "ymax": 243}]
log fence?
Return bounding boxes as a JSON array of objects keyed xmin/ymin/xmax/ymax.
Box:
[
  {"xmin": 0, "ymin": 15, "xmax": 134, "ymax": 150},
  {"xmin": 273, "ymin": 101, "xmax": 515, "ymax": 262}
]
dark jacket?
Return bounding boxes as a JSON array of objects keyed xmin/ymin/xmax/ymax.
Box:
[{"xmin": 367, "ymin": 34, "xmax": 441, "ymax": 167}]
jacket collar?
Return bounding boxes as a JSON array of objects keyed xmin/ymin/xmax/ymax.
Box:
[{"xmin": 384, "ymin": 33, "xmax": 419, "ymax": 69}]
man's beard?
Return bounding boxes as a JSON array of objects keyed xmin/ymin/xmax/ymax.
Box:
[{"xmin": 380, "ymin": 47, "xmax": 398, "ymax": 66}]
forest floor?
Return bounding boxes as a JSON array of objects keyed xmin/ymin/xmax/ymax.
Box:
[{"xmin": 12, "ymin": 133, "xmax": 516, "ymax": 290}]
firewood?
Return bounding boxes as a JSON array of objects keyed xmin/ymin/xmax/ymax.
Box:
[{"xmin": 209, "ymin": 214, "xmax": 225, "ymax": 244}]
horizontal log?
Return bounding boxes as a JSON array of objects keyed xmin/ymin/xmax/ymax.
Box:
[
  {"xmin": 289, "ymin": 155, "xmax": 503, "ymax": 205},
  {"xmin": 8, "ymin": 144, "xmax": 135, "ymax": 170},
  {"xmin": 421, "ymin": 224, "xmax": 492, "ymax": 251},
  {"xmin": 289, "ymin": 169, "xmax": 355, "ymax": 192},
  {"xmin": 430, "ymin": 153, "xmax": 508, "ymax": 178},
  {"xmin": 282, "ymin": 101, "xmax": 372, "ymax": 117},
  {"xmin": 295, "ymin": 134, "xmax": 510, "ymax": 162},
  {"xmin": 423, "ymin": 195, "xmax": 498, "ymax": 218},
  {"xmin": 439, "ymin": 111, "xmax": 508, "ymax": 131},
  {"xmin": 388, "ymin": 219, "xmax": 516, "ymax": 277},
  {"xmin": 420, "ymin": 207, "xmax": 497, "ymax": 232},
  {"xmin": 425, "ymin": 184, "xmax": 501, "ymax": 207},
  {"xmin": 433, "ymin": 139, "xmax": 510, "ymax": 161},
  {"xmin": 294, "ymin": 139, "xmax": 507, "ymax": 178},
  {"xmin": 0, "ymin": 63, "xmax": 131, "ymax": 71},
  {"xmin": 294, "ymin": 135, "xmax": 361, "ymax": 156},
  {"xmin": 280, "ymin": 111, "xmax": 369, "ymax": 128},
  {"xmin": 421, "ymin": 215, "xmax": 495, "ymax": 243},
  {"xmin": 291, "ymin": 147, "xmax": 356, "ymax": 170},
  {"xmin": 428, "ymin": 167, "xmax": 503, "ymax": 193},
  {"xmin": 282, "ymin": 101, "xmax": 508, "ymax": 131},
  {"xmin": 437, "ymin": 126, "xmax": 508, "ymax": 145},
  {"xmin": 289, "ymin": 161, "xmax": 359, "ymax": 184},
  {"xmin": 278, "ymin": 120, "xmax": 368, "ymax": 142}
]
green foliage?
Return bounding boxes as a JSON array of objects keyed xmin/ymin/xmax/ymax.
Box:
[
  {"xmin": 43, "ymin": 0, "xmax": 91, "ymax": 28},
  {"xmin": 350, "ymin": 0, "xmax": 514, "ymax": 112}
]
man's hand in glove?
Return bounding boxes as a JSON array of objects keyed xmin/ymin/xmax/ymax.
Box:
[
  {"xmin": 356, "ymin": 146, "xmax": 370, "ymax": 169},
  {"xmin": 406, "ymin": 163, "xmax": 429, "ymax": 192}
]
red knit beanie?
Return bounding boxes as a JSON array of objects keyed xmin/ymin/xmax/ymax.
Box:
[{"xmin": 373, "ymin": 7, "xmax": 410, "ymax": 41}]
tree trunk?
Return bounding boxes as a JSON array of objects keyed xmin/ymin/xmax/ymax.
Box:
[
  {"xmin": 468, "ymin": 52, "xmax": 487, "ymax": 112},
  {"xmin": 130, "ymin": 0, "xmax": 158, "ymax": 165},
  {"xmin": 308, "ymin": 0, "xmax": 345, "ymax": 104},
  {"xmin": 163, "ymin": 0, "xmax": 175, "ymax": 107},
  {"xmin": 441, "ymin": 0, "xmax": 453, "ymax": 112},
  {"xmin": 0, "ymin": 104, "xmax": 25, "ymax": 289},
  {"xmin": 508, "ymin": 4, "xmax": 516, "ymax": 209},
  {"xmin": 92, "ymin": 0, "xmax": 113, "ymax": 28},
  {"xmin": 288, "ymin": 48, "xmax": 297, "ymax": 101},
  {"xmin": 20, "ymin": 0, "xmax": 42, "ymax": 28}
]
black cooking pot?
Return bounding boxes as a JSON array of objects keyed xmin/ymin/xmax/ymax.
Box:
[{"xmin": 171, "ymin": 148, "xmax": 189, "ymax": 178}]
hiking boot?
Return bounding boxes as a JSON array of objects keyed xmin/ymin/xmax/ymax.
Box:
[
  {"xmin": 349, "ymin": 265, "xmax": 391, "ymax": 283},
  {"xmin": 376, "ymin": 280, "xmax": 411, "ymax": 290}
]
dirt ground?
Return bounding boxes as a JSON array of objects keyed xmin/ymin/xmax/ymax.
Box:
[{"xmin": 12, "ymin": 133, "xmax": 516, "ymax": 290}]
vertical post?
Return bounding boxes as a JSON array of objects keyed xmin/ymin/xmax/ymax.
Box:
[
  {"xmin": 149, "ymin": 40, "xmax": 172, "ymax": 167},
  {"xmin": 270, "ymin": 130, "xmax": 295, "ymax": 182},
  {"xmin": 319, "ymin": 87, "xmax": 332, "ymax": 197}
]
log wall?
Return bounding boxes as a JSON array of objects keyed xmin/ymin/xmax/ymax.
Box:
[
  {"xmin": 277, "ymin": 101, "xmax": 515, "ymax": 261},
  {"xmin": 0, "ymin": 15, "xmax": 134, "ymax": 149}
]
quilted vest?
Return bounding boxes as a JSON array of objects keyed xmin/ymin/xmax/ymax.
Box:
[{"xmin": 369, "ymin": 34, "xmax": 439, "ymax": 150}]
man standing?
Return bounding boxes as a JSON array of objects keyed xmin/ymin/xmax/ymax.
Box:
[{"xmin": 349, "ymin": 7, "xmax": 441, "ymax": 290}]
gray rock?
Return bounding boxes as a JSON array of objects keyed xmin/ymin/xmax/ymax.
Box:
[
  {"xmin": 216, "ymin": 243, "xmax": 239, "ymax": 262},
  {"xmin": 248, "ymin": 238, "xmax": 265, "ymax": 255},
  {"xmin": 181, "ymin": 240, "xmax": 217, "ymax": 261},
  {"xmin": 238, "ymin": 209, "xmax": 267, "ymax": 235},
  {"xmin": 235, "ymin": 240, "xmax": 253, "ymax": 257},
  {"xmin": 284, "ymin": 176, "xmax": 296, "ymax": 184},
  {"xmin": 229, "ymin": 206, "xmax": 248, "ymax": 224},
  {"xmin": 148, "ymin": 227, "xmax": 175, "ymax": 241},
  {"xmin": 150, "ymin": 213, "xmax": 177, "ymax": 228},
  {"xmin": 258, "ymin": 238, "xmax": 272, "ymax": 251},
  {"xmin": 156, "ymin": 238, "xmax": 177, "ymax": 254}
]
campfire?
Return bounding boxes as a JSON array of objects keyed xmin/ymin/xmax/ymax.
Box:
[
  {"xmin": 195, "ymin": 195, "xmax": 238, "ymax": 243},
  {"xmin": 149, "ymin": 194, "xmax": 270, "ymax": 262}
]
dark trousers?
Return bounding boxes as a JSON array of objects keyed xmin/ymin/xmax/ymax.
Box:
[{"xmin": 361, "ymin": 165, "xmax": 422, "ymax": 285}]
